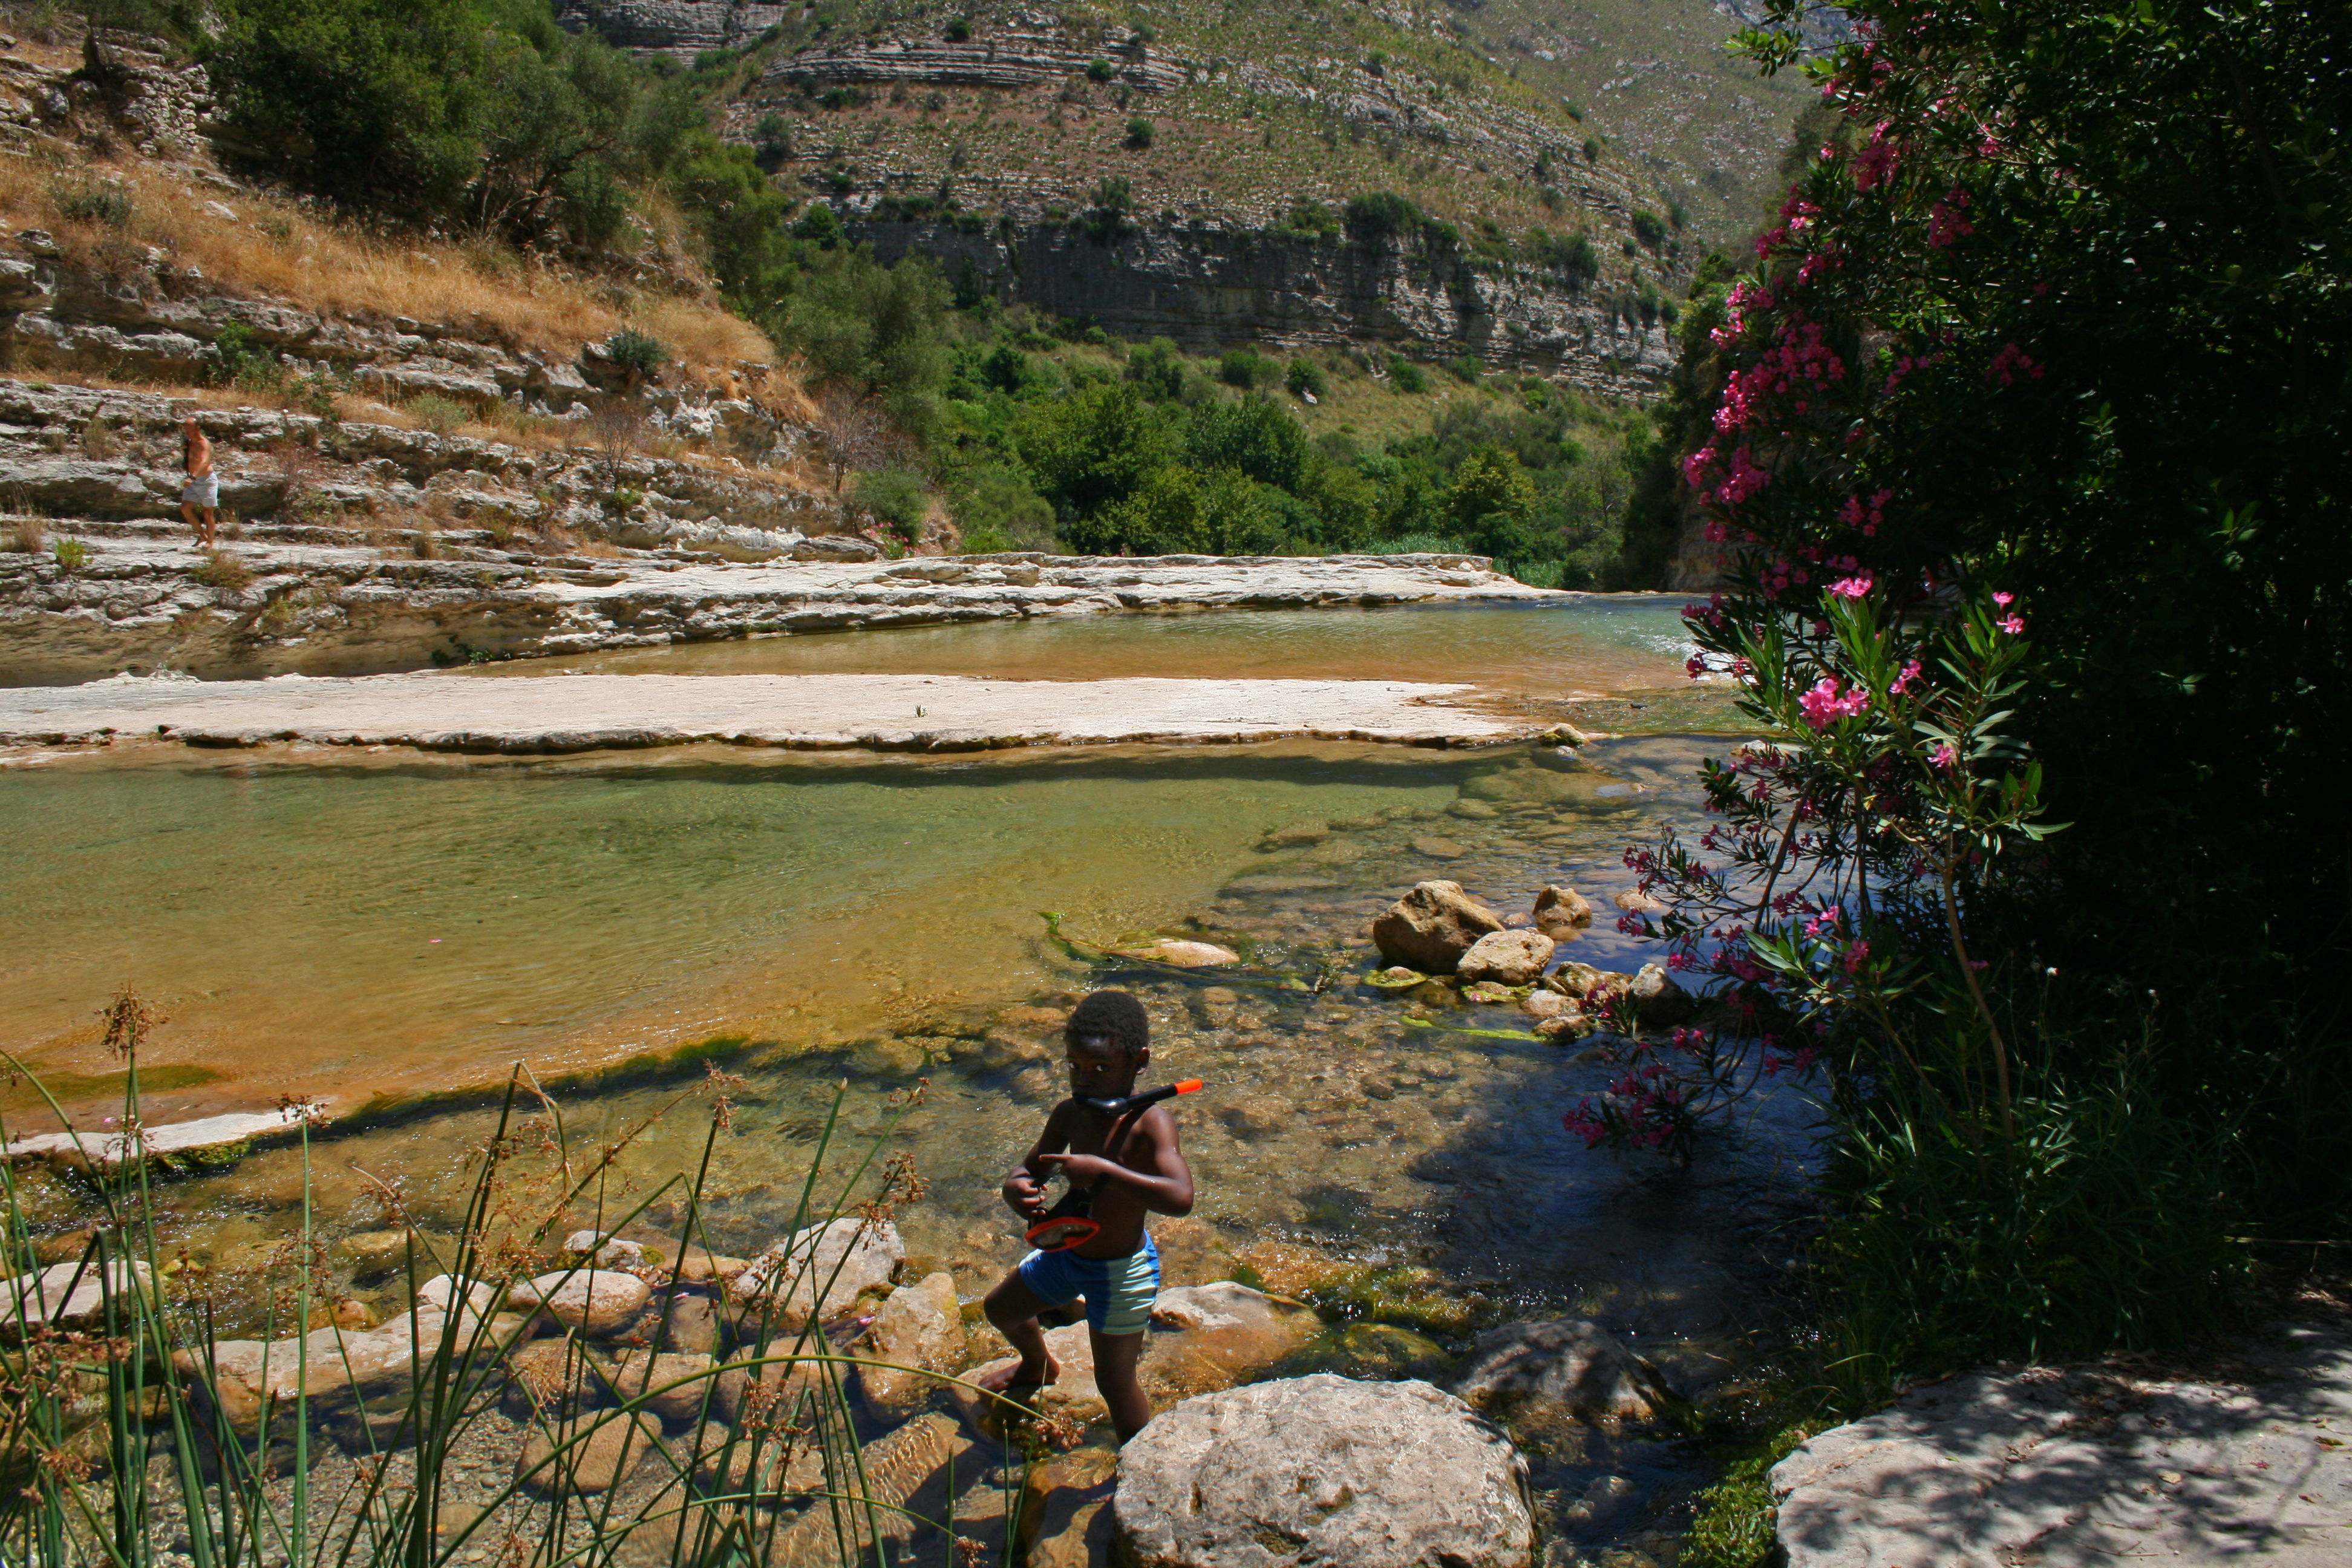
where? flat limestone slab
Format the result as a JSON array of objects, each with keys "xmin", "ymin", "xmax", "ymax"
[
  {"xmin": 1772, "ymin": 1324, "xmax": 2352, "ymax": 1566},
  {"xmin": 2, "ymin": 1107, "xmax": 319, "ymax": 1170},
  {"xmin": 0, "ymin": 670, "xmax": 1524, "ymax": 753}
]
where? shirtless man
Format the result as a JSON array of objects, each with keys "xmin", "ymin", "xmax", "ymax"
[
  {"xmin": 982, "ymin": 989, "xmax": 1194, "ymax": 1442},
  {"xmin": 180, "ymin": 416, "xmax": 216, "ymax": 546}
]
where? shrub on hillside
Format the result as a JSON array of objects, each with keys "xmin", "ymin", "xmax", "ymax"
[
  {"xmin": 604, "ymin": 328, "xmax": 669, "ymax": 381},
  {"xmin": 854, "ymin": 467, "xmax": 930, "ymax": 541},
  {"xmin": 1218, "ymin": 347, "xmax": 1278, "ymax": 390},
  {"xmin": 408, "ymin": 394, "xmax": 471, "ymax": 436},
  {"xmin": 1344, "ymin": 190, "xmax": 1423, "ymax": 245}
]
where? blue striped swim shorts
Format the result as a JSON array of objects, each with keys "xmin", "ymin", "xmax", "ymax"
[{"xmin": 1015, "ymin": 1232, "xmax": 1160, "ymax": 1336}]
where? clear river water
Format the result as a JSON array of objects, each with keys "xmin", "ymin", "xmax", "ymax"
[{"xmin": 0, "ymin": 598, "xmax": 1805, "ymax": 1558}]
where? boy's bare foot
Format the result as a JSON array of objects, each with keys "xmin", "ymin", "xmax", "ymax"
[{"xmin": 978, "ymin": 1349, "xmax": 1062, "ymax": 1398}]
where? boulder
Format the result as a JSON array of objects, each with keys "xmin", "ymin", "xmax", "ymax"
[
  {"xmin": 416, "ymin": 1275, "xmax": 500, "ymax": 1313},
  {"xmin": 1219, "ymin": 1096, "xmax": 1290, "ymax": 1138},
  {"xmin": 1628, "ymin": 962, "xmax": 1698, "ymax": 1026},
  {"xmin": 854, "ymin": 1270, "xmax": 966, "ymax": 1418},
  {"xmin": 1371, "ymin": 881, "xmax": 1506, "ymax": 975},
  {"xmin": 509, "ymin": 1267, "xmax": 651, "ymax": 1338},
  {"xmin": 1316, "ymin": 1322, "xmax": 1454, "ymax": 1382},
  {"xmin": 1140, "ymin": 1283, "xmax": 1317, "ymax": 1403},
  {"xmin": 1456, "ymin": 929, "xmax": 1555, "ymax": 987},
  {"xmin": 607, "ymin": 1348, "xmax": 719, "ymax": 1425},
  {"xmin": 3, "ymin": 1258, "xmax": 151, "ymax": 1335},
  {"xmin": 1520, "ymin": 990, "xmax": 1579, "ymax": 1021},
  {"xmin": 650, "ymin": 1289, "xmax": 725, "ymax": 1354},
  {"xmin": 1530, "ymin": 885, "xmax": 1594, "ymax": 940},
  {"xmin": 502, "ymin": 1337, "xmax": 614, "ymax": 1420},
  {"xmin": 515, "ymin": 1410, "xmax": 665, "ymax": 1497},
  {"xmin": 956, "ymin": 1321, "xmax": 1104, "ymax": 1429},
  {"xmin": 562, "ymin": 1230, "xmax": 652, "ymax": 1270},
  {"xmin": 1543, "ymin": 961, "xmax": 1609, "ymax": 999},
  {"xmin": 727, "ymin": 1218, "xmax": 904, "ymax": 1330},
  {"xmin": 1114, "ymin": 1375, "xmax": 1534, "ymax": 1568},
  {"xmin": 748, "ymin": 1414, "xmax": 969, "ymax": 1565},
  {"xmin": 792, "ymin": 533, "xmax": 883, "ymax": 563},
  {"xmin": 1447, "ymin": 1318, "xmax": 1676, "ymax": 1429},
  {"xmin": 710, "ymin": 1339, "xmax": 834, "ymax": 1426},
  {"xmin": 668, "ymin": 1244, "xmax": 749, "ymax": 1285}
]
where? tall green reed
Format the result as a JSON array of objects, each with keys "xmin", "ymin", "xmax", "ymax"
[{"xmin": 3, "ymin": 996, "xmax": 1043, "ymax": 1568}]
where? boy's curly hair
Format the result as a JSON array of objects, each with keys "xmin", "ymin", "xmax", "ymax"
[{"xmin": 1065, "ymin": 989, "xmax": 1149, "ymax": 1057}]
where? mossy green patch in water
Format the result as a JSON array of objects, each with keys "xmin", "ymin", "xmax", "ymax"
[
  {"xmin": 0, "ymin": 1062, "xmax": 220, "ymax": 1114},
  {"xmin": 1684, "ymin": 1420, "xmax": 1820, "ymax": 1568}
]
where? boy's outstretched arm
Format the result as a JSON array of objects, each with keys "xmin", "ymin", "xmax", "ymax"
[
  {"xmin": 1002, "ymin": 1102, "xmax": 1073, "ymax": 1220},
  {"xmin": 1038, "ymin": 1108, "xmax": 1194, "ymax": 1216}
]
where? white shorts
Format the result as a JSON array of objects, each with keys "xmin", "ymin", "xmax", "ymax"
[{"xmin": 183, "ymin": 473, "xmax": 218, "ymax": 508}]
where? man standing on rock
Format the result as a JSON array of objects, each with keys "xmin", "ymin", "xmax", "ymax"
[{"xmin": 180, "ymin": 415, "xmax": 217, "ymax": 547}]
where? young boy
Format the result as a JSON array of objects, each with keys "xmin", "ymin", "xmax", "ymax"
[{"xmin": 981, "ymin": 989, "xmax": 1193, "ymax": 1442}]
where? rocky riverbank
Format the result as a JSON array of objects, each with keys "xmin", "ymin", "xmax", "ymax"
[
  {"xmin": 2, "ymin": 525, "xmax": 1555, "ymax": 684},
  {"xmin": 10, "ymin": 1198, "xmax": 1689, "ymax": 1568},
  {"xmin": 1772, "ymin": 1320, "xmax": 2352, "ymax": 1565}
]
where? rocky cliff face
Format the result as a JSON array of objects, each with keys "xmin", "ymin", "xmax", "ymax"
[
  {"xmin": 856, "ymin": 220, "xmax": 1670, "ymax": 389},
  {"xmin": 554, "ymin": 0, "xmax": 792, "ymax": 59}
]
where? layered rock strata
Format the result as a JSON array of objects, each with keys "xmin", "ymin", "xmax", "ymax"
[
  {"xmin": 854, "ymin": 221, "xmax": 1671, "ymax": 390},
  {"xmin": 555, "ymin": 0, "xmax": 793, "ymax": 59},
  {"xmin": 1, "ymin": 526, "xmax": 1549, "ymax": 682}
]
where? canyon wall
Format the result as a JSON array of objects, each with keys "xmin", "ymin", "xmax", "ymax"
[{"xmin": 855, "ymin": 220, "xmax": 1671, "ymax": 391}]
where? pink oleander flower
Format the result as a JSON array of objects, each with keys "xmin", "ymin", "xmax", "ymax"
[
  {"xmin": 1797, "ymin": 676, "xmax": 1869, "ymax": 731},
  {"xmin": 1992, "ymin": 591, "xmax": 2014, "ymax": 607},
  {"xmin": 1889, "ymin": 658, "xmax": 1923, "ymax": 694},
  {"xmin": 1998, "ymin": 614, "xmax": 2026, "ymax": 634},
  {"xmin": 1929, "ymin": 742, "xmax": 1958, "ymax": 769},
  {"xmin": 1827, "ymin": 575, "xmax": 1872, "ymax": 599}
]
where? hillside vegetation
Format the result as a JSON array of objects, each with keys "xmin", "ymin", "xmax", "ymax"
[{"xmin": 32, "ymin": 0, "xmax": 1771, "ymax": 582}]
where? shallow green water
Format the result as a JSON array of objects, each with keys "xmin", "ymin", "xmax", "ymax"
[
  {"xmin": 467, "ymin": 596, "xmax": 1699, "ymax": 696},
  {"xmin": 2, "ymin": 734, "xmax": 1808, "ymax": 1348},
  {"xmin": 3, "ymin": 728, "xmax": 1806, "ymax": 1560}
]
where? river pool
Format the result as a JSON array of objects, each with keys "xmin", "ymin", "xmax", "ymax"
[{"xmin": 0, "ymin": 598, "xmax": 1802, "ymax": 1562}]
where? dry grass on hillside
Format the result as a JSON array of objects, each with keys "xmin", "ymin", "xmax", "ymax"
[{"xmin": 0, "ymin": 156, "xmax": 773, "ymax": 372}]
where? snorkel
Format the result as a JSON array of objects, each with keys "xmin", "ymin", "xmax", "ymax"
[{"xmin": 1070, "ymin": 1078, "xmax": 1203, "ymax": 1117}]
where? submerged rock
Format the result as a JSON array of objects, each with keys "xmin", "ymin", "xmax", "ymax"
[
  {"xmin": 1114, "ymin": 1374, "xmax": 1535, "ymax": 1568},
  {"xmin": 1021, "ymin": 1444, "xmax": 1121, "ymax": 1568},
  {"xmin": 1371, "ymin": 880, "xmax": 1506, "ymax": 974},
  {"xmin": 1457, "ymin": 929, "xmax": 1556, "ymax": 986},
  {"xmin": 1114, "ymin": 938, "xmax": 1241, "ymax": 969},
  {"xmin": 515, "ymin": 1408, "xmax": 666, "ymax": 1497},
  {"xmin": 1448, "ymin": 1318, "xmax": 1677, "ymax": 1428},
  {"xmin": 728, "ymin": 1217, "xmax": 905, "ymax": 1330},
  {"xmin": 854, "ymin": 1270, "xmax": 966, "ymax": 1418}
]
